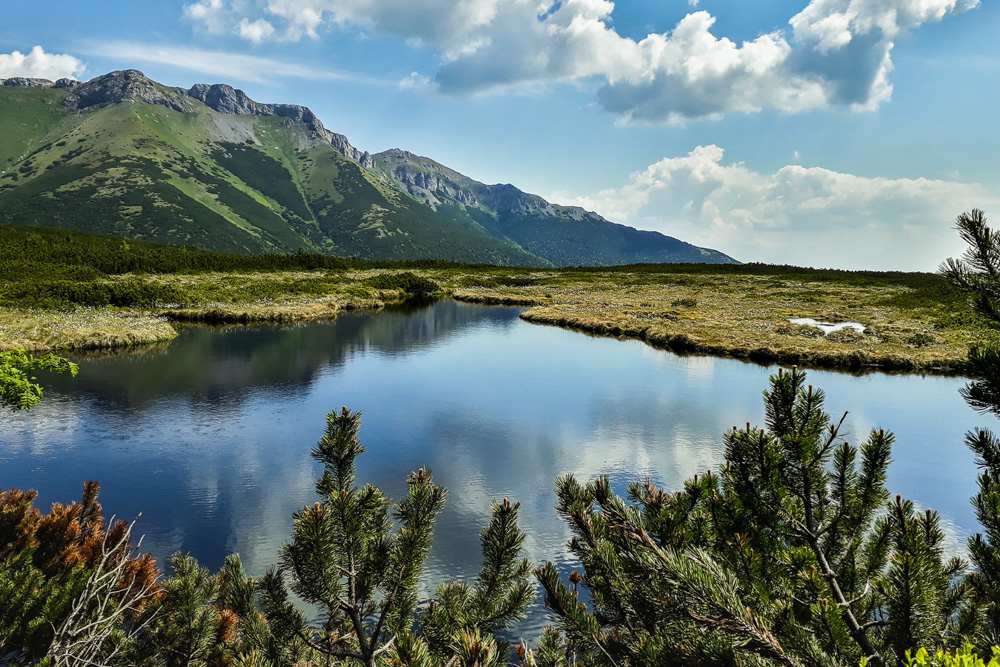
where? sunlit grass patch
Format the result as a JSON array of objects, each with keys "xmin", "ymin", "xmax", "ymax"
[
  {"xmin": 0, "ymin": 308, "xmax": 178, "ymax": 351},
  {"xmin": 454, "ymin": 270, "xmax": 982, "ymax": 374}
]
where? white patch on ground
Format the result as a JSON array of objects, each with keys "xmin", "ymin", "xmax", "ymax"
[{"xmin": 789, "ymin": 317, "xmax": 865, "ymax": 335}]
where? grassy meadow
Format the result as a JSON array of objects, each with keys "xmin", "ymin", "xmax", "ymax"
[
  {"xmin": 454, "ymin": 266, "xmax": 981, "ymax": 373},
  {"xmin": 0, "ymin": 224, "xmax": 989, "ymax": 373}
]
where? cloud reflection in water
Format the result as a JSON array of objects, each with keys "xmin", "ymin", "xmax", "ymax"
[{"xmin": 0, "ymin": 300, "xmax": 990, "ymax": 637}]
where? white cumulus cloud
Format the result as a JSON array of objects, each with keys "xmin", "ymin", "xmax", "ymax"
[
  {"xmin": 183, "ymin": 0, "xmax": 240, "ymax": 34},
  {"xmin": 181, "ymin": 0, "xmax": 979, "ymax": 124},
  {"xmin": 559, "ymin": 145, "xmax": 1000, "ymax": 271},
  {"xmin": 0, "ymin": 45, "xmax": 86, "ymax": 81},
  {"xmin": 399, "ymin": 71, "xmax": 435, "ymax": 91},
  {"xmin": 238, "ymin": 18, "xmax": 277, "ymax": 43}
]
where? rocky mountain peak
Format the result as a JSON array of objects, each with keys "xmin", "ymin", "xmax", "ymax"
[
  {"xmin": 65, "ymin": 69, "xmax": 194, "ymax": 113},
  {"xmin": 381, "ymin": 148, "xmax": 414, "ymax": 161},
  {"xmin": 482, "ymin": 183, "xmax": 553, "ymax": 216},
  {"xmin": 188, "ymin": 82, "xmax": 262, "ymax": 116},
  {"xmin": 188, "ymin": 81, "xmax": 335, "ymax": 145},
  {"xmin": 2, "ymin": 67, "xmax": 365, "ymax": 169},
  {"xmin": 0, "ymin": 68, "xmax": 738, "ymax": 266},
  {"xmin": 369, "ymin": 149, "xmax": 480, "ymax": 208}
]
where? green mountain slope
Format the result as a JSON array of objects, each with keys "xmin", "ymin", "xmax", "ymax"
[
  {"xmin": 0, "ymin": 70, "xmax": 736, "ymax": 266},
  {"xmin": 368, "ymin": 149, "xmax": 735, "ymax": 266}
]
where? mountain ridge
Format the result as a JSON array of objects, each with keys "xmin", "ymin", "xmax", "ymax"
[{"xmin": 0, "ymin": 70, "xmax": 737, "ymax": 266}]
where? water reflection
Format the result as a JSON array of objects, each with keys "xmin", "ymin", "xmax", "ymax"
[
  {"xmin": 0, "ymin": 300, "xmax": 992, "ymax": 639},
  {"xmin": 45, "ymin": 301, "xmax": 516, "ymax": 411}
]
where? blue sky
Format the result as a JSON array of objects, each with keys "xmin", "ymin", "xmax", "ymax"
[{"xmin": 2, "ymin": 0, "xmax": 998, "ymax": 270}]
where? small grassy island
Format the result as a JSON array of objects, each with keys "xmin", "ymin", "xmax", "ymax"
[{"xmin": 0, "ymin": 224, "xmax": 984, "ymax": 375}]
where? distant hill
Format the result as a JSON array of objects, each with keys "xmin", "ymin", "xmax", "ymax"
[{"xmin": 0, "ymin": 70, "xmax": 737, "ymax": 266}]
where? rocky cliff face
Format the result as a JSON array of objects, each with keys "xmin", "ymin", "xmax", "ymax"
[
  {"xmin": 389, "ymin": 166, "xmax": 480, "ymax": 207},
  {"xmin": 392, "ymin": 168, "xmax": 478, "ymax": 205},
  {"xmin": 187, "ymin": 82, "xmax": 264, "ymax": 116},
  {"xmin": 1, "ymin": 77, "xmax": 78, "ymax": 88},
  {"xmin": 1, "ymin": 77, "xmax": 55, "ymax": 88},
  {"xmin": 480, "ymin": 183, "xmax": 554, "ymax": 216},
  {"xmin": 187, "ymin": 81, "xmax": 372, "ymax": 159},
  {"xmin": 188, "ymin": 82, "xmax": 319, "ymax": 125},
  {"xmin": 327, "ymin": 132, "xmax": 364, "ymax": 162},
  {"xmin": 374, "ymin": 148, "xmax": 481, "ymax": 208},
  {"xmin": 371, "ymin": 148, "xmax": 560, "ymax": 216}
]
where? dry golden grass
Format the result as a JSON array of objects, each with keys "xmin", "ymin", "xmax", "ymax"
[
  {"xmin": 0, "ymin": 308, "xmax": 178, "ymax": 351},
  {"xmin": 0, "ymin": 267, "xmax": 985, "ymax": 374},
  {"xmin": 162, "ymin": 298, "xmax": 369, "ymax": 324},
  {"xmin": 0, "ymin": 270, "xmax": 400, "ymax": 351},
  {"xmin": 451, "ymin": 272, "xmax": 982, "ymax": 374}
]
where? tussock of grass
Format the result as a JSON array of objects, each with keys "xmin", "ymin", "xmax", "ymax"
[
  {"xmin": 0, "ymin": 269, "xmax": 408, "ymax": 350},
  {"xmin": 452, "ymin": 289, "xmax": 548, "ymax": 307},
  {"xmin": 162, "ymin": 297, "xmax": 373, "ymax": 324},
  {"xmin": 0, "ymin": 308, "xmax": 178, "ymax": 351}
]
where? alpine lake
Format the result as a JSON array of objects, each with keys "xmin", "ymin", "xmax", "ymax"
[{"xmin": 2, "ymin": 299, "xmax": 992, "ymax": 637}]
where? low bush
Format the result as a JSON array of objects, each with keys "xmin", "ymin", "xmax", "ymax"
[
  {"xmin": 904, "ymin": 646, "xmax": 1000, "ymax": 667},
  {"xmin": 361, "ymin": 271, "xmax": 440, "ymax": 297},
  {"xmin": 0, "ymin": 279, "xmax": 190, "ymax": 308}
]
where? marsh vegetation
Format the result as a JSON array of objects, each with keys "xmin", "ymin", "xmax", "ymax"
[{"xmin": 0, "ymin": 224, "xmax": 984, "ymax": 374}]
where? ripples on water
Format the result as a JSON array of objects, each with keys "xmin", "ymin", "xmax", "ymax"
[{"xmin": 0, "ymin": 301, "xmax": 991, "ymax": 639}]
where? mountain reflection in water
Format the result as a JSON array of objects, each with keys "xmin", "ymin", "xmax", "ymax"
[{"xmin": 0, "ymin": 300, "xmax": 991, "ymax": 637}]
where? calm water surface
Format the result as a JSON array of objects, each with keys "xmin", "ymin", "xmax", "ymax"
[{"xmin": 1, "ymin": 300, "xmax": 992, "ymax": 634}]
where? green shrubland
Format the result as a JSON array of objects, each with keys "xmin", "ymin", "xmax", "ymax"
[{"xmin": 0, "ymin": 224, "xmax": 453, "ymax": 309}]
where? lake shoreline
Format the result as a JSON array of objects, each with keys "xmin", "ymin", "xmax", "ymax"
[
  {"xmin": 450, "ymin": 277, "xmax": 975, "ymax": 376},
  {"xmin": 1, "ymin": 299, "xmax": 971, "ymax": 377},
  {"xmin": 0, "ymin": 299, "xmax": 384, "ymax": 353},
  {"xmin": 0, "ymin": 266, "xmax": 982, "ymax": 376},
  {"xmin": 516, "ymin": 307, "xmax": 965, "ymax": 376}
]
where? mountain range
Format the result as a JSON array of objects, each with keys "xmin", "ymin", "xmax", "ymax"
[{"xmin": 0, "ymin": 69, "xmax": 736, "ymax": 266}]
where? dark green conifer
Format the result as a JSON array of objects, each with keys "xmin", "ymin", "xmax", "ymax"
[
  {"xmin": 144, "ymin": 554, "xmax": 229, "ymax": 667},
  {"xmin": 0, "ymin": 484, "xmax": 159, "ymax": 666},
  {"xmin": 536, "ymin": 368, "xmax": 965, "ymax": 666},
  {"xmin": 258, "ymin": 407, "xmax": 447, "ymax": 667},
  {"xmin": 941, "ymin": 210, "xmax": 1000, "ymax": 649},
  {"xmin": 420, "ymin": 496, "xmax": 534, "ymax": 658},
  {"xmin": 941, "ymin": 209, "xmax": 1000, "ymax": 418}
]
